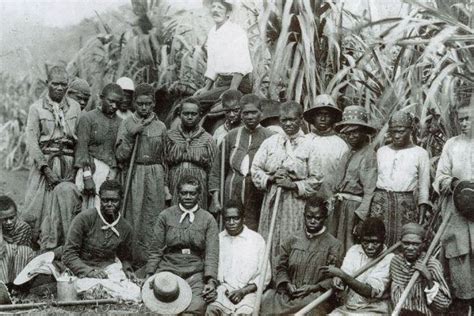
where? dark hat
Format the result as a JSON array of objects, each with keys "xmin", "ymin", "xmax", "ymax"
[
  {"xmin": 260, "ymin": 99, "xmax": 280, "ymax": 125},
  {"xmin": 401, "ymin": 223, "xmax": 425, "ymax": 238},
  {"xmin": 334, "ymin": 105, "xmax": 376, "ymax": 134},
  {"xmin": 303, "ymin": 94, "xmax": 342, "ymax": 123},
  {"xmin": 142, "ymin": 272, "xmax": 192, "ymax": 314},
  {"xmin": 453, "ymin": 180, "xmax": 474, "ymax": 221}
]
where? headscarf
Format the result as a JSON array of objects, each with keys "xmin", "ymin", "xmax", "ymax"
[
  {"xmin": 389, "ymin": 111, "xmax": 414, "ymax": 128},
  {"xmin": 68, "ymin": 78, "xmax": 91, "ymax": 95},
  {"xmin": 401, "ymin": 223, "xmax": 425, "ymax": 238}
]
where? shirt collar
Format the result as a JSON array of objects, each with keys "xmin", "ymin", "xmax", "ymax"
[
  {"xmin": 222, "ymin": 225, "xmax": 249, "ymax": 239},
  {"xmin": 178, "ymin": 204, "xmax": 199, "ymax": 223},
  {"xmin": 305, "ymin": 226, "xmax": 326, "ymax": 239}
]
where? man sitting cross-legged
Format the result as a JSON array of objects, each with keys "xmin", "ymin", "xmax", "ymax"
[
  {"xmin": 206, "ymin": 200, "xmax": 270, "ymax": 315},
  {"xmin": 62, "ymin": 180, "xmax": 140, "ymax": 301},
  {"xmin": 321, "ymin": 218, "xmax": 394, "ymax": 315}
]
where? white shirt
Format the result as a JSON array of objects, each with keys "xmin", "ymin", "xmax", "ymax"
[
  {"xmin": 205, "ymin": 20, "xmax": 253, "ymax": 81},
  {"xmin": 376, "ymin": 145, "xmax": 430, "ymax": 205},
  {"xmin": 218, "ymin": 226, "xmax": 270, "ymax": 290}
]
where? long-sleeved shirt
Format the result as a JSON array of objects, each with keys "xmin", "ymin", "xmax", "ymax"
[
  {"xmin": 62, "ymin": 208, "xmax": 133, "ymax": 277},
  {"xmin": 146, "ymin": 205, "xmax": 219, "ymax": 280},
  {"xmin": 116, "ymin": 113, "xmax": 167, "ymax": 166},
  {"xmin": 25, "ymin": 96, "xmax": 80, "ymax": 169},
  {"xmin": 306, "ymin": 132, "xmax": 349, "ymax": 197},
  {"xmin": 334, "ymin": 144, "xmax": 377, "ymax": 219},
  {"xmin": 275, "ymin": 228, "xmax": 343, "ymax": 289},
  {"xmin": 75, "ymin": 108, "xmax": 122, "ymax": 169},
  {"xmin": 390, "ymin": 254, "xmax": 451, "ymax": 316},
  {"xmin": 205, "ymin": 20, "xmax": 253, "ymax": 81},
  {"xmin": 339, "ymin": 244, "xmax": 393, "ymax": 311},
  {"xmin": 218, "ymin": 226, "xmax": 270, "ymax": 290},
  {"xmin": 376, "ymin": 145, "xmax": 430, "ymax": 205}
]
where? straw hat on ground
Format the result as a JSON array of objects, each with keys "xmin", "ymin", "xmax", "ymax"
[
  {"xmin": 14, "ymin": 251, "xmax": 55, "ymax": 285},
  {"xmin": 142, "ymin": 271, "xmax": 192, "ymax": 314}
]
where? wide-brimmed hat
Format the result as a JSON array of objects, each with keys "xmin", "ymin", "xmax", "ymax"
[
  {"xmin": 303, "ymin": 94, "xmax": 342, "ymax": 123},
  {"xmin": 334, "ymin": 105, "xmax": 376, "ymax": 134},
  {"xmin": 14, "ymin": 251, "xmax": 55, "ymax": 285},
  {"xmin": 0, "ymin": 281, "xmax": 12, "ymax": 305},
  {"xmin": 260, "ymin": 99, "xmax": 280, "ymax": 126},
  {"xmin": 142, "ymin": 272, "xmax": 192, "ymax": 314},
  {"xmin": 454, "ymin": 180, "xmax": 474, "ymax": 221}
]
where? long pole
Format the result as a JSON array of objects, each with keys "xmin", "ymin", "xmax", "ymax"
[
  {"xmin": 219, "ymin": 138, "xmax": 226, "ymax": 231},
  {"xmin": 295, "ymin": 241, "xmax": 402, "ymax": 316},
  {"xmin": 391, "ymin": 209, "xmax": 453, "ymax": 316},
  {"xmin": 0, "ymin": 299, "xmax": 117, "ymax": 311},
  {"xmin": 253, "ymin": 187, "xmax": 282, "ymax": 316},
  {"xmin": 121, "ymin": 135, "xmax": 139, "ymax": 218}
]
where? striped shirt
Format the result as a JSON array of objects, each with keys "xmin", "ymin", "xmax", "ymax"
[
  {"xmin": 3, "ymin": 220, "xmax": 32, "ymax": 248},
  {"xmin": 390, "ymin": 254, "xmax": 451, "ymax": 315}
]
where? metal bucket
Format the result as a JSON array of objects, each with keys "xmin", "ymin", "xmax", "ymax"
[{"xmin": 56, "ymin": 276, "xmax": 77, "ymax": 301}]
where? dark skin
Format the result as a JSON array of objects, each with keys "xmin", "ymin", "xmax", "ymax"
[
  {"xmin": 180, "ymin": 102, "xmax": 201, "ymax": 132},
  {"xmin": 0, "ymin": 207, "xmax": 17, "ymax": 232},
  {"xmin": 222, "ymin": 207, "xmax": 257, "ymax": 304},
  {"xmin": 68, "ymin": 90, "xmax": 90, "ymax": 110},
  {"xmin": 320, "ymin": 235, "xmax": 384, "ymax": 298},
  {"xmin": 401, "ymin": 234, "xmax": 434, "ymax": 288},
  {"xmin": 268, "ymin": 108, "xmax": 302, "ymax": 191},
  {"xmin": 86, "ymin": 190, "xmax": 136, "ymax": 281},
  {"xmin": 342, "ymin": 126, "xmax": 368, "ymax": 150},
  {"xmin": 389, "ymin": 125, "xmax": 431, "ymax": 224},
  {"xmin": 119, "ymin": 90, "xmax": 134, "ymax": 112},
  {"xmin": 312, "ymin": 108, "xmax": 336, "ymax": 134},
  {"xmin": 101, "ymin": 91, "xmax": 123, "ymax": 118},
  {"xmin": 280, "ymin": 206, "xmax": 327, "ymax": 298},
  {"xmin": 223, "ymin": 100, "xmax": 241, "ymax": 128}
]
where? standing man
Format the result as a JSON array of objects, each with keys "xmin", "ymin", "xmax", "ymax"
[
  {"xmin": 23, "ymin": 65, "xmax": 82, "ymax": 250},
  {"xmin": 75, "ymin": 83, "xmax": 123, "ymax": 209},
  {"xmin": 330, "ymin": 106, "xmax": 377, "ymax": 254},
  {"xmin": 251, "ymin": 101, "xmax": 323, "ymax": 268},
  {"xmin": 67, "ymin": 78, "xmax": 91, "ymax": 111},
  {"xmin": 369, "ymin": 111, "xmax": 431, "ymax": 246},
  {"xmin": 193, "ymin": 0, "xmax": 252, "ymax": 111},
  {"xmin": 146, "ymin": 176, "xmax": 219, "ymax": 314},
  {"xmin": 116, "ymin": 77, "xmax": 134, "ymax": 120},
  {"xmin": 390, "ymin": 223, "xmax": 451, "ymax": 315},
  {"xmin": 209, "ymin": 94, "xmax": 274, "ymax": 230},
  {"xmin": 212, "ymin": 89, "xmax": 243, "ymax": 146},
  {"xmin": 206, "ymin": 200, "xmax": 270, "ymax": 315},
  {"xmin": 116, "ymin": 83, "xmax": 169, "ymax": 267},
  {"xmin": 303, "ymin": 94, "xmax": 349, "ymax": 198},
  {"xmin": 433, "ymin": 103, "xmax": 473, "ymax": 314}
]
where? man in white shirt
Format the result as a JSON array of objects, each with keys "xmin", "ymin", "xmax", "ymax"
[
  {"xmin": 206, "ymin": 200, "xmax": 270, "ymax": 315},
  {"xmin": 369, "ymin": 111, "xmax": 431, "ymax": 246},
  {"xmin": 194, "ymin": 0, "xmax": 253, "ymax": 112},
  {"xmin": 212, "ymin": 89, "xmax": 243, "ymax": 146}
]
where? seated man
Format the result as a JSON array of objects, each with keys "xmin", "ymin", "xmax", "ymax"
[
  {"xmin": 146, "ymin": 175, "xmax": 219, "ymax": 314},
  {"xmin": 62, "ymin": 180, "xmax": 140, "ymax": 301},
  {"xmin": 206, "ymin": 200, "xmax": 270, "ymax": 315},
  {"xmin": 0, "ymin": 196, "xmax": 34, "ymax": 285},
  {"xmin": 260, "ymin": 196, "xmax": 343, "ymax": 315},
  {"xmin": 390, "ymin": 223, "xmax": 451, "ymax": 316},
  {"xmin": 321, "ymin": 218, "xmax": 394, "ymax": 315}
]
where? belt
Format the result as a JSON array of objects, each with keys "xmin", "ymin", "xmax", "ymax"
[
  {"xmin": 375, "ymin": 188, "xmax": 414, "ymax": 194},
  {"xmin": 135, "ymin": 160, "xmax": 162, "ymax": 166},
  {"xmin": 43, "ymin": 147, "xmax": 74, "ymax": 156},
  {"xmin": 165, "ymin": 246, "xmax": 202, "ymax": 257}
]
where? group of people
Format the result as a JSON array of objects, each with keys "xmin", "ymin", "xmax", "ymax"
[{"xmin": 0, "ymin": 0, "xmax": 473, "ymax": 314}]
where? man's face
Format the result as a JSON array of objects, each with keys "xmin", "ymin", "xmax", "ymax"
[
  {"xmin": 1, "ymin": 207, "xmax": 17, "ymax": 231},
  {"xmin": 458, "ymin": 108, "xmax": 472, "ymax": 136},
  {"xmin": 360, "ymin": 236, "xmax": 384, "ymax": 259},
  {"xmin": 134, "ymin": 95, "xmax": 154, "ymax": 118},
  {"xmin": 120, "ymin": 90, "xmax": 134, "ymax": 112},
  {"xmin": 280, "ymin": 109, "xmax": 301, "ymax": 136},
  {"xmin": 223, "ymin": 207, "xmax": 244, "ymax": 236},
  {"xmin": 389, "ymin": 126, "xmax": 412, "ymax": 148},
  {"xmin": 48, "ymin": 72, "xmax": 68, "ymax": 103},
  {"xmin": 180, "ymin": 102, "xmax": 201, "ymax": 129},
  {"xmin": 99, "ymin": 190, "xmax": 121, "ymax": 219},
  {"xmin": 312, "ymin": 109, "xmax": 335, "ymax": 132},
  {"xmin": 68, "ymin": 91, "xmax": 90, "ymax": 110},
  {"xmin": 241, "ymin": 103, "xmax": 262, "ymax": 130},
  {"xmin": 178, "ymin": 184, "xmax": 200, "ymax": 209},
  {"xmin": 401, "ymin": 234, "xmax": 423, "ymax": 262},
  {"xmin": 304, "ymin": 206, "xmax": 326, "ymax": 234},
  {"xmin": 224, "ymin": 101, "xmax": 241, "ymax": 126},
  {"xmin": 101, "ymin": 92, "xmax": 122, "ymax": 116},
  {"xmin": 210, "ymin": 1, "xmax": 229, "ymax": 25},
  {"xmin": 343, "ymin": 126, "xmax": 366, "ymax": 149}
]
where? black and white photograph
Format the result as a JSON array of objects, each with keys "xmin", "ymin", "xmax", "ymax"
[{"xmin": 0, "ymin": 0, "xmax": 472, "ymax": 314}]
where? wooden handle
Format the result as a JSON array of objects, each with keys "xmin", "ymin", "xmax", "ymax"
[
  {"xmin": 0, "ymin": 299, "xmax": 117, "ymax": 311},
  {"xmin": 253, "ymin": 187, "xmax": 282, "ymax": 316},
  {"xmin": 120, "ymin": 135, "xmax": 139, "ymax": 218},
  {"xmin": 219, "ymin": 138, "xmax": 226, "ymax": 231},
  {"xmin": 296, "ymin": 241, "xmax": 402, "ymax": 316}
]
